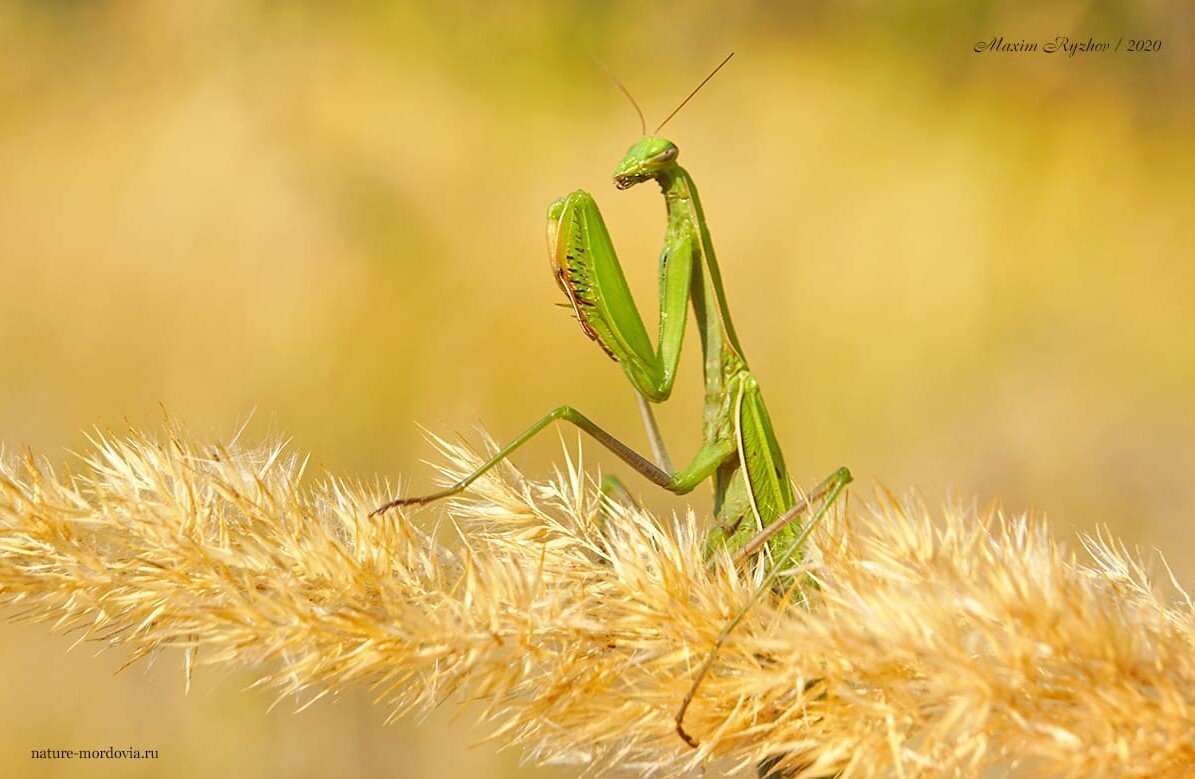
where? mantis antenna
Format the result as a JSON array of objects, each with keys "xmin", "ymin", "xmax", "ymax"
[
  {"xmin": 590, "ymin": 55, "xmax": 647, "ymax": 137},
  {"xmin": 654, "ymin": 52, "xmax": 734, "ymax": 134}
]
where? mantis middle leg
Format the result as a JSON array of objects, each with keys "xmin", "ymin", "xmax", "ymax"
[{"xmin": 371, "ymin": 405, "xmax": 735, "ymax": 513}]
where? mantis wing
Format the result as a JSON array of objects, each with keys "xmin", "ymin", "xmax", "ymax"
[{"xmin": 735, "ymin": 375, "xmax": 798, "ymax": 548}]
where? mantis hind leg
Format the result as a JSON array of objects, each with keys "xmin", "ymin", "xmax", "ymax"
[
  {"xmin": 731, "ymin": 466, "xmax": 853, "ymax": 570},
  {"xmin": 675, "ymin": 466, "xmax": 852, "ymax": 751}
]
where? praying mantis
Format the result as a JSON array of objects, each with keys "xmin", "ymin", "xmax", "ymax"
[{"xmin": 373, "ymin": 53, "xmax": 852, "ymax": 753}]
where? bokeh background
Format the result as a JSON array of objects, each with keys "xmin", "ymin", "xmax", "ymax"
[{"xmin": 2, "ymin": 2, "xmax": 1193, "ymax": 777}]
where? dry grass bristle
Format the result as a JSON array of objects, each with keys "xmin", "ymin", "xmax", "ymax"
[{"xmin": 1, "ymin": 422, "xmax": 1193, "ymax": 777}]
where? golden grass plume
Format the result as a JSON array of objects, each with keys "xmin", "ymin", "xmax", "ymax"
[{"xmin": 1, "ymin": 422, "xmax": 1193, "ymax": 777}]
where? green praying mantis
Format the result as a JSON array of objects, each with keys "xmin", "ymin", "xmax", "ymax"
[{"xmin": 374, "ymin": 53, "xmax": 852, "ymax": 752}]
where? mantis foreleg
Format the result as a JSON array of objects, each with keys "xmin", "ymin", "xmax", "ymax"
[{"xmin": 550, "ymin": 190, "xmax": 695, "ymax": 403}]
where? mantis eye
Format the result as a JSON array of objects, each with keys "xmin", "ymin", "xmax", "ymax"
[{"xmin": 652, "ymin": 146, "xmax": 678, "ymax": 164}]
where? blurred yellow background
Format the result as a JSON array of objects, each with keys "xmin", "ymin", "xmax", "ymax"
[{"xmin": 2, "ymin": 2, "xmax": 1193, "ymax": 777}]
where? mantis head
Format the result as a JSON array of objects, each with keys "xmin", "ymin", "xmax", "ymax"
[
  {"xmin": 603, "ymin": 53, "xmax": 733, "ymax": 191},
  {"xmin": 613, "ymin": 137, "xmax": 679, "ymax": 190}
]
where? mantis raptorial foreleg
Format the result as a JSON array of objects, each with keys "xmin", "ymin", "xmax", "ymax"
[{"xmin": 550, "ymin": 190, "xmax": 696, "ymax": 403}]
